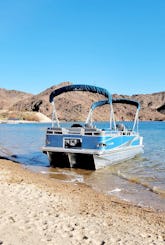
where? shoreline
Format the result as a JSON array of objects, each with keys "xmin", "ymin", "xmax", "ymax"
[
  {"xmin": 0, "ymin": 159, "xmax": 165, "ymax": 244},
  {"xmin": 1, "ymin": 119, "xmax": 165, "ymax": 124},
  {"xmin": 0, "ymin": 120, "xmax": 51, "ymax": 124}
]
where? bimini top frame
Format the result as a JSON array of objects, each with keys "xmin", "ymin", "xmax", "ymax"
[
  {"xmin": 86, "ymin": 98, "xmax": 141, "ymax": 132},
  {"xmin": 49, "ymin": 84, "xmax": 112, "ymax": 127},
  {"xmin": 113, "ymin": 98, "xmax": 140, "ymax": 132},
  {"xmin": 49, "ymin": 84, "xmax": 111, "ymax": 103}
]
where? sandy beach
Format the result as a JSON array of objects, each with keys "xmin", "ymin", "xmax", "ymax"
[{"xmin": 0, "ymin": 159, "xmax": 165, "ymax": 245}]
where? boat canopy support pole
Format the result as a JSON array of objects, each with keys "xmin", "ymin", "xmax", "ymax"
[
  {"xmin": 85, "ymin": 109, "xmax": 93, "ymax": 126},
  {"xmin": 110, "ymin": 103, "xmax": 116, "ymax": 130},
  {"xmin": 51, "ymin": 101, "xmax": 60, "ymax": 128},
  {"xmin": 132, "ymin": 109, "xmax": 139, "ymax": 132}
]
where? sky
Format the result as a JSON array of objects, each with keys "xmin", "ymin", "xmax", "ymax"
[{"xmin": 0, "ymin": 0, "xmax": 165, "ymax": 95}]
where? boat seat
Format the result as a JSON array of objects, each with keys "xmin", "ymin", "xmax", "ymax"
[
  {"xmin": 116, "ymin": 123, "xmax": 127, "ymax": 132},
  {"xmin": 71, "ymin": 123, "xmax": 83, "ymax": 128}
]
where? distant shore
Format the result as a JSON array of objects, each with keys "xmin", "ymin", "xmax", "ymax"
[
  {"xmin": 0, "ymin": 119, "xmax": 37, "ymax": 124},
  {"xmin": 1, "ymin": 118, "xmax": 165, "ymax": 124},
  {"xmin": 0, "ymin": 158, "xmax": 165, "ymax": 244},
  {"xmin": 0, "ymin": 111, "xmax": 51, "ymax": 124},
  {"xmin": 0, "ymin": 119, "xmax": 50, "ymax": 124}
]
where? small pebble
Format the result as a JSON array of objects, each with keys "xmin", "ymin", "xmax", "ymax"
[{"xmin": 83, "ymin": 236, "xmax": 88, "ymax": 240}]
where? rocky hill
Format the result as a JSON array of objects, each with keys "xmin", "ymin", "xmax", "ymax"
[
  {"xmin": 0, "ymin": 88, "xmax": 32, "ymax": 110},
  {"xmin": 0, "ymin": 82, "xmax": 165, "ymax": 121}
]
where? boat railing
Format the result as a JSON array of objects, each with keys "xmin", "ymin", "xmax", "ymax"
[
  {"xmin": 63, "ymin": 127, "xmax": 85, "ymax": 135},
  {"xmin": 65, "ymin": 127, "xmax": 103, "ymax": 135},
  {"xmin": 47, "ymin": 127, "xmax": 85, "ymax": 135},
  {"xmin": 100, "ymin": 129, "xmax": 138, "ymax": 136},
  {"xmin": 47, "ymin": 127, "xmax": 63, "ymax": 134},
  {"xmin": 84, "ymin": 127, "xmax": 102, "ymax": 135},
  {"xmin": 47, "ymin": 127, "xmax": 138, "ymax": 136},
  {"xmin": 47, "ymin": 126, "xmax": 103, "ymax": 136}
]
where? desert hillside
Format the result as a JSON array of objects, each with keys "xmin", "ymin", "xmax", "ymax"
[
  {"xmin": 0, "ymin": 88, "xmax": 32, "ymax": 110},
  {"xmin": 0, "ymin": 82, "xmax": 165, "ymax": 121}
]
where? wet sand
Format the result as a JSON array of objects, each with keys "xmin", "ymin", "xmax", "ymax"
[{"xmin": 0, "ymin": 158, "xmax": 165, "ymax": 245}]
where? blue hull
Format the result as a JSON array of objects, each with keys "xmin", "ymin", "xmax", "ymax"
[{"xmin": 42, "ymin": 127, "xmax": 143, "ymax": 170}]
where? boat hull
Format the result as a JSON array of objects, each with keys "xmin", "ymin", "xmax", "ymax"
[
  {"xmin": 43, "ymin": 144, "xmax": 144, "ymax": 170},
  {"xmin": 93, "ymin": 145, "xmax": 144, "ymax": 169}
]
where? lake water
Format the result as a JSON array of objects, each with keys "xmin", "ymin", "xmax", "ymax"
[{"xmin": 0, "ymin": 121, "xmax": 165, "ymax": 211}]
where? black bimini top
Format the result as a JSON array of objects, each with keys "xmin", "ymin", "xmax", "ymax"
[
  {"xmin": 112, "ymin": 98, "xmax": 140, "ymax": 110},
  {"xmin": 49, "ymin": 84, "xmax": 112, "ymax": 103},
  {"xmin": 90, "ymin": 100, "xmax": 110, "ymax": 111},
  {"xmin": 89, "ymin": 98, "xmax": 140, "ymax": 112}
]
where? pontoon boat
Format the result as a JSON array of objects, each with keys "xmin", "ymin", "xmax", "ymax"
[{"xmin": 42, "ymin": 84, "xmax": 143, "ymax": 170}]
